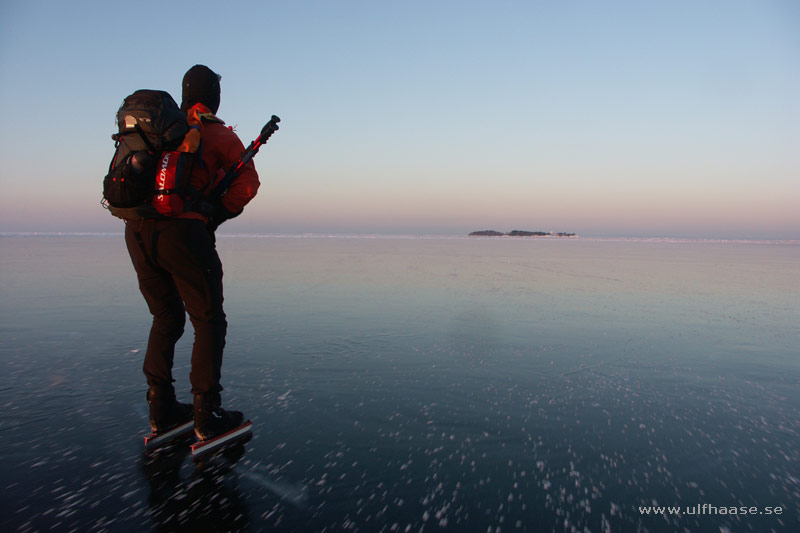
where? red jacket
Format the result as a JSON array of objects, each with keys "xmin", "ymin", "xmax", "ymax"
[{"xmin": 178, "ymin": 104, "xmax": 260, "ymax": 221}]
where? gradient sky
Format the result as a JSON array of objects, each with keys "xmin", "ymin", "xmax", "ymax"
[{"xmin": 0, "ymin": 0, "xmax": 798, "ymax": 238}]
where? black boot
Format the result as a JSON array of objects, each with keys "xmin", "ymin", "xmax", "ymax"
[
  {"xmin": 147, "ymin": 386, "xmax": 193, "ymax": 434},
  {"xmin": 193, "ymin": 392, "xmax": 245, "ymax": 441}
]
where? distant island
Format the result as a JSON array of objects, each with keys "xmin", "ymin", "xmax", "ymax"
[{"xmin": 469, "ymin": 230, "xmax": 577, "ymax": 237}]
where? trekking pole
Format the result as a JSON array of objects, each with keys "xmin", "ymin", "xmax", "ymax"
[{"xmin": 211, "ymin": 115, "xmax": 280, "ymax": 199}]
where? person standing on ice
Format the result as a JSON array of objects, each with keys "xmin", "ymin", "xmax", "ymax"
[{"xmin": 125, "ymin": 65, "xmax": 260, "ymax": 442}]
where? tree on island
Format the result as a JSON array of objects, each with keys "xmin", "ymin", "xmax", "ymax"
[
  {"xmin": 508, "ymin": 230, "xmax": 549, "ymax": 237},
  {"xmin": 469, "ymin": 230, "xmax": 505, "ymax": 236},
  {"xmin": 468, "ymin": 230, "xmax": 576, "ymax": 237}
]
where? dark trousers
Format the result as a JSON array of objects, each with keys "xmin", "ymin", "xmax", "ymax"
[{"xmin": 125, "ymin": 219, "xmax": 227, "ymax": 396}]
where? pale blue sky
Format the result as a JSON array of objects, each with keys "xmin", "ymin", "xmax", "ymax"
[{"xmin": 1, "ymin": 0, "xmax": 798, "ymax": 238}]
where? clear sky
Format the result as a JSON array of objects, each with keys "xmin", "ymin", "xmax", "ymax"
[{"xmin": 1, "ymin": 0, "xmax": 798, "ymax": 238}]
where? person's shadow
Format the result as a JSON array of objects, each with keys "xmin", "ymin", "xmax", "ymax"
[{"xmin": 140, "ymin": 437, "xmax": 252, "ymax": 532}]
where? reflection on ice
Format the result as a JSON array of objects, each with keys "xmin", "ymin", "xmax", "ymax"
[{"xmin": 238, "ymin": 468, "xmax": 308, "ymax": 508}]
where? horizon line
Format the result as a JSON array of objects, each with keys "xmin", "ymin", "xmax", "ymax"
[{"xmin": 1, "ymin": 231, "xmax": 797, "ymax": 245}]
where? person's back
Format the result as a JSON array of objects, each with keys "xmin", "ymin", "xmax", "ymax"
[{"xmin": 125, "ymin": 64, "xmax": 259, "ymax": 443}]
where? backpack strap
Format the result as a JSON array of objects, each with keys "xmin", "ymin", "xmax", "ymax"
[{"xmin": 133, "ymin": 123, "xmax": 158, "ymax": 153}]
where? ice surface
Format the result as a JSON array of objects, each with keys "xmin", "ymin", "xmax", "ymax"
[{"xmin": 1, "ymin": 235, "xmax": 797, "ymax": 531}]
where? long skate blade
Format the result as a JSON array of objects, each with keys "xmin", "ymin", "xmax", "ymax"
[
  {"xmin": 144, "ymin": 420, "xmax": 194, "ymax": 449},
  {"xmin": 191, "ymin": 420, "xmax": 253, "ymax": 457}
]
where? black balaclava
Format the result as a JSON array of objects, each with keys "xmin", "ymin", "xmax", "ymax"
[{"xmin": 181, "ymin": 64, "xmax": 221, "ymax": 113}]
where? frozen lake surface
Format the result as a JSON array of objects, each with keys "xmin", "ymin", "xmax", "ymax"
[{"xmin": 1, "ymin": 234, "xmax": 798, "ymax": 531}]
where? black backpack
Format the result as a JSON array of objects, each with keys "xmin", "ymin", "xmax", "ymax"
[{"xmin": 102, "ymin": 90, "xmax": 191, "ymax": 220}]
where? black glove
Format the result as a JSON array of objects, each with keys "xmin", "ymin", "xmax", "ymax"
[{"xmin": 192, "ymin": 197, "xmax": 241, "ymax": 233}]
